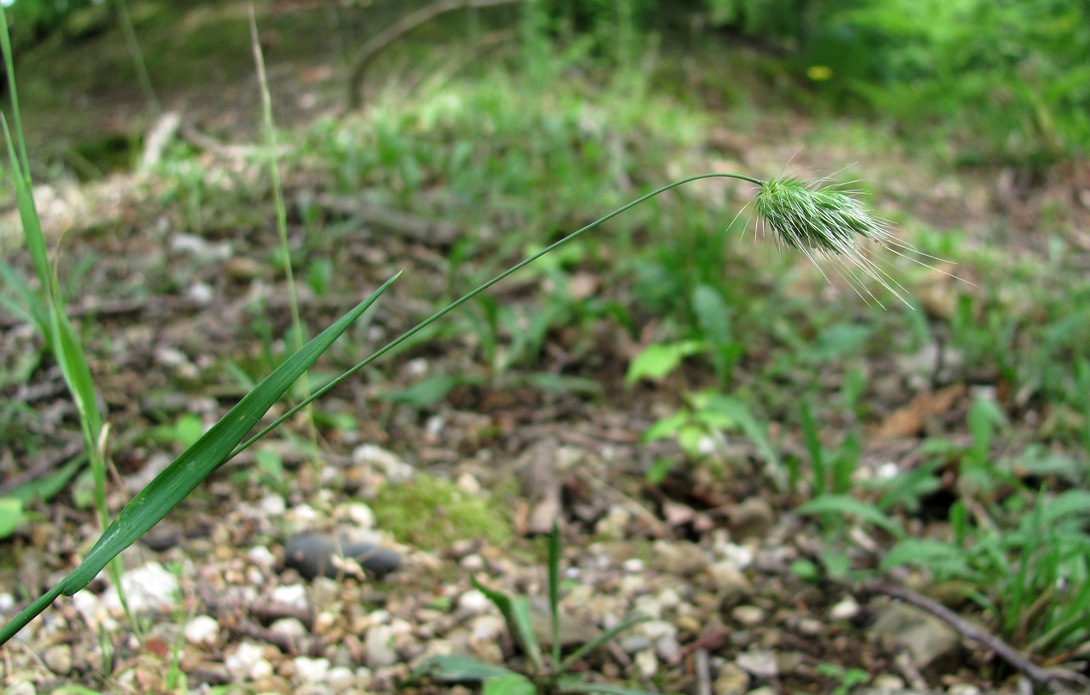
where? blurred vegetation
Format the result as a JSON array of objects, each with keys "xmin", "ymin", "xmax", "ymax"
[{"xmin": 5, "ymin": 0, "xmax": 1088, "ymax": 163}]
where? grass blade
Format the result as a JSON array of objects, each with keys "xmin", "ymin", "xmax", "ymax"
[
  {"xmin": 0, "ymin": 274, "xmax": 398, "ymax": 645},
  {"xmin": 559, "ymin": 612, "xmax": 651, "ymax": 672},
  {"xmin": 548, "ymin": 522, "xmax": 561, "ymax": 667},
  {"xmin": 471, "ymin": 575, "xmax": 544, "ymax": 674}
]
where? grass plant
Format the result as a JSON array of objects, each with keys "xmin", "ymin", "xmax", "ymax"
[
  {"xmin": 0, "ymin": 141, "xmax": 925, "ymax": 644},
  {"xmin": 415, "ymin": 524, "xmax": 654, "ymax": 694}
]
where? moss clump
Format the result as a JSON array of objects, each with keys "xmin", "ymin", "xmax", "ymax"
[{"xmin": 371, "ymin": 473, "xmax": 514, "ymax": 550}]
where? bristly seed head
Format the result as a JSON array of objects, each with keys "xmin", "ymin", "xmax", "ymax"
[{"xmin": 752, "ymin": 175, "xmax": 938, "ymax": 307}]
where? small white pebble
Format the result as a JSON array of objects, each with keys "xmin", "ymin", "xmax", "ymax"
[
  {"xmin": 248, "ymin": 545, "xmax": 276, "ymax": 569},
  {"xmin": 327, "ymin": 666, "xmax": 356, "ymax": 692},
  {"xmin": 225, "ymin": 642, "xmax": 267, "ymax": 680},
  {"xmin": 286, "ymin": 504, "xmax": 319, "ymax": 525},
  {"xmin": 829, "ymin": 596, "xmax": 860, "ymax": 621},
  {"xmin": 271, "ymin": 584, "xmax": 309, "ymax": 611},
  {"xmin": 731, "ymin": 605, "xmax": 765, "ymax": 625},
  {"xmin": 0, "ymin": 592, "xmax": 14, "ymax": 611},
  {"xmin": 460, "ymin": 554, "xmax": 484, "ymax": 570},
  {"xmin": 456, "ymin": 590, "xmax": 492, "ymax": 618},
  {"xmin": 634, "ymin": 649, "xmax": 658, "ymax": 678},
  {"xmin": 455, "ymin": 472, "xmax": 481, "ymax": 495},
  {"xmin": 184, "ymin": 281, "xmax": 214, "ymax": 304},
  {"xmin": 294, "ymin": 656, "xmax": 330, "ymax": 684},
  {"xmin": 184, "ymin": 615, "xmax": 220, "ymax": 647},
  {"xmin": 872, "ymin": 673, "xmax": 905, "ymax": 690},
  {"xmin": 946, "ymin": 685, "xmax": 982, "ymax": 695},
  {"xmin": 270, "ymin": 618, "xmax": 308, "ymax": 641},
  {"xmin": 259, "ymin": 494, "xmax": 286, "ymax": 516},
  {"xmin": 877, "ymin": 461, "xmax": 900, "ymax": 479},
  {"xmin": 424, "ymin": 415, "xmax": 445, "ymax": 438},
  {"xmin": 102, "ymin": 562, "xmax": 179, "ymax": 614},
  {"xmin": 343, "ymin": 502, "xmax": 376, "ymax": 529},
  {"xmin": 622, "ymin": 558, "xmax": 644, "ymax": 572}
]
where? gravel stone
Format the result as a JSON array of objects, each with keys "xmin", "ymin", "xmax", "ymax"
[
  {"xmin": 456, "ymin": 590, "xmax": 492, "ymax": 618},
  {"xmin": 713, "ymin": 662, "xmax": 750, "ymax": 695},
  {"xmin": 271, "ymin": 584, "xmax": 309, "ymax": 611},
  {"xmin": 5, "ymin": 681, "xmax": 35, "ymax": 695},
  {"xmin": 102, "ymin": 561, "xmax": 179, "ymax": 614},
  {"xmin": 42, "ymin": 644, "xmax": 73, "ymax": 675},
  {"xmin": 736, "ymin": 650, "xmax": 778, "ymax": 679},
  {"xmin": 727, "ymin": 497, "xmax": 775, "ymax": 540},
  {"xmin": 365, "ymin": 624, "xmax": 398, "ymax": 668},
  {"xmin": 270, "ymin": 617, "xmax": 309, "ymax": 641},
  {"xmin": 342, "ymin": 502, "xmax": 376, "ymax": 529},
  {"xmin": 248, "ymin": 545, "xmax": 276, "ymax": 569},
  {"xmin": 731, "ymin": 605, "xmax": 765, "ymax": 625},
  {"xmin": 651, "ymin": 540, "xmax": 709, "ymax": 577},
  {"xmin": 326, "ymin": 666, "xmax": 356, "ymax": 692},
  {"xmin": 283, "ymin": 532, "xmax": 402, "ymax": 580},
  {"xmin": 634, "ymin": 649, "xmax": 658, "ymax": 678},
  {"xmin": 869, "ymin": 603, "xmax": 960, "ymax": 668},
  {"xmin": 225, "ymin": 642, "xmax": 271, "ymax": 680},
  {"xmin": 184, "ymin": 615, "xmax": 220, "ymax": 646},
  {"xmin": 829, "ymin": 596, "xmax": 860, "ymax": 621},
  {"xmin": 294, "ymin": 656, "xmax": 331, "ymax": 684},
  {"xmin": 259, "ymin": 494, "xmax": 286, "ymax": 516}
]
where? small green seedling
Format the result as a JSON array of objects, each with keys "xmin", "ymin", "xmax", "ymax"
[{"xmin": 415, "ymin": 524, "xmax": 653, "ymax": 694}]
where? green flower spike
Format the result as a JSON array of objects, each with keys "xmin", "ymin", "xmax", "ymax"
[{"xmin": 754, "ymin": 175, "xmax": 940, "ymax": 307}]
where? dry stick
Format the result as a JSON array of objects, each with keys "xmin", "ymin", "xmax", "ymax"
[
  {"xmin": 346, "ymin": 0, "xmax": 522, "ymax": 108},
  {"xmin": 863, "ymin": 580, "xmax": 1090, "ymax": 693}
]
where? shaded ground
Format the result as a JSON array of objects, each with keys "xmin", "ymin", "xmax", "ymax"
[{"xmin": 2, "ymin": 2, "xmax": 1090, "ymax": 694}]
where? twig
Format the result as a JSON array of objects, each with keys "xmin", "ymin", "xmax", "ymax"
[
  {"xmin": 346, "ymin": 0, "xmax": 521, "ymax": 108},
  {"xmin": 694, "ymin": 648, "xmax": 712, "ymax": 695},
  {"xmin": 863, "ymin": 580, "xmax": 1090, "ymax": 693}
]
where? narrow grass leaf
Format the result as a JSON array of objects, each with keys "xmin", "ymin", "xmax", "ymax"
[
  {"xmin": 482, "ymin": 674, "xmax": 537, "ymax": 695},
  {"xmin": 471, "ymin": 576, "xmax": 544, "ymax": 673},
  {"xmin": 0, "ymin": 259, "xmax": 50, "ymax": 339},
  {"xmin": 560, "ymin": 612, "xmax": 650, "ymax": 672},
  {"xmin": 417, "ymin": 654, "xmax": 517, "ymax": 682},
  {"xmin": 797, "ymin": 495, "xmax": 903, "ymax": 538},
  {"xmin": 548, "ymin": 522, "xmax": 561, "ymax": 666},
  {"xmin": 1, "ymin": 116, "xmax": 51, "ymax": 300},
  {"xmin": 60, "ymin": 277, "xmax": 396, "ymax": 592},
  {"xmin": 0, "ymin": 276, "xmax": 396, "ymax": 646}
]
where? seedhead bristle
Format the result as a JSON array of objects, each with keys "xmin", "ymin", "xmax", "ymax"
[{"xmin": 753, "ymin": 175, "xmax": 938, "ymax": 307}]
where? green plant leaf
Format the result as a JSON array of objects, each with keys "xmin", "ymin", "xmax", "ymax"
[
  {"xmin": 548, "ymin": 522, "xmax": 562, "ymax": 667},
  {"xmin": 881, "ymin": 538, "xmax": 973, "ymax": 576},
  {"xmin": 625, "ymin": 340, "xmax": 704, "ymax": 385},
  {"xmin": 560, "ymin": 612, "xmax": 650, "ymax": 672},
  {"xmin": 0, "ymin": 497, "xmax": 24, "ymax": 539},
  {"xmin": 472, "ymin": 576, "xmax": 544, "ymax": 674},
  {"xmin": 6, "ymin": 455, "xmax": 84, "ymax": 506},
  {"xmin": 483, "ymin": 673, "xmax": 538, "ymax": 695},
  {"xmin": 703, "ymin": 392, "xmax": 779, "ymax": 468},
  {"xmin": 0, "ymin": 275, "xmax": 398, "ymax": 646},
  {"xmin": 417, "ymin": 654, "xmax": 517, "ymax": 682},
  {"xmin": 797, "ymin": 495, "xmax": 903, "ymax": 537}
]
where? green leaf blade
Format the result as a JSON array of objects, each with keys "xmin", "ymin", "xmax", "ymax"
[{"xmin": 58, "ymin": 278, "xmax": 396, "ymax": 594}]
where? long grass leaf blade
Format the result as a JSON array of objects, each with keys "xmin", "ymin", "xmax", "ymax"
[
  {"xmin": 0, "ymin": 275, "xmax": 396, "ymax": 646},
  {"xmin": 1, "ymin": 116, "xmax": 51, "ymax": 293},
  {"xmin": 560, "ymin": 613, "xmax": 651, "ymax": 672},
  {"xmin": 60, "ymin": 276, "xmax": 397, "ymax": 593}
]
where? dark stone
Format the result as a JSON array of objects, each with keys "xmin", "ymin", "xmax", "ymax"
[{"xmin": 282, "ymin": 532, "xmax": 401, "ymax": 581}]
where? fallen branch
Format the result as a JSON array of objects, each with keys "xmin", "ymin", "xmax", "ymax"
[{"xmin": 863, "ymin": 580, "xmax": 1090, "ymax": 693}]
